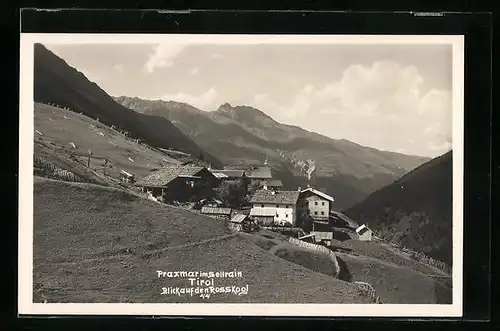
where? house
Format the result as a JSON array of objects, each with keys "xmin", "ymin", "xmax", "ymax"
[
  {"xmin": 356, "ymin": 224, "xmax": 373, "ymax": 241},
  {"xmin": 297, "ymin": 187, "xmax": 334, "ymax": 220},
  {"xmin": 210, "ymin": 169, "xmax": 249, "ymax": 192},
  {"xmin": 201, "ymin": 206, "xmax": 232, "ymax": 220},
  {"xmin": 245, "ymin": 166, "xmax": 273, "ymax": 187},
  {"xmin": 119, "ymin": 169, "xmax": 135, "ymax": 184},
  {"xmin": 299, "ymin": 228, "xmax": 334, "ymax": 247},
  {"xmin": 295, "ymin": 187, "xmax": 334, "ymax": 229},
  {"xmin": 311, "ymin": 230, "xmax": 334, "ymax": 247},
  {"xmin": 134, "ymin": 164, "xmax": 217, "ymax": 202},
  {"xmin": 249, "ymin": 189, "xmax": 300, "ymax": 226},
  {"xmin": 260, "ymin": 179, "xmax": 283, "ymax": 191},
  {"xmin": 229, "ymin": 214, "xmax": 255, "ymax": 232}
]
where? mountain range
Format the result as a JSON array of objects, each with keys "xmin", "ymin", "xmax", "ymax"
[
  {"xmin": 344, "ymin": 151, "xmax": 453, "ymax": 265},
  {"xmin": 115, "ymin": 96, "xmax": 430, "ymax": 209}
]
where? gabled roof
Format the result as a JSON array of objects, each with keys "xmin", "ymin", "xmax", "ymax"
[
  {"xmin": 230, "ymin": 214, "xmax": 248, "ymax": 223},
  {"xmin": 134, "ymin": 165, "xmax": 209, "ymax": 187},
  {"xmin": 299, "ymin": 233, "xmax": 316, "ymax": 240},
  {"xmin": 356, "ymin": 224, "xmax": 371, "ymax": 235},
  {"xmin": 250, "ymin": 190, "xmax": 300, "ymax": 205},
  {"xmin": 300, "ymin": 187, "xmax": 334, "ymax": 202},
  {"xmin": 201, "ymin": 206, "xmax": 232, "ymax": 215},
  {"xmin": 120, "ymin": 169, "xmax": 134, "ymax": 177},
  {"xmin": 210, "ymin": 169, "xmax": 245, "ymax": 179},
  {"xmin": 246, "ymin": 166, "xmax": 272, "ymax": 179}
]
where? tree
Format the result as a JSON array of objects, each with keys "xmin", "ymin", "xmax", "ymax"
[
  {"xmin": 215, "ymin": 179, "xmax": 247, "ymax": 207},
  {"xmin": 247, "ymin": 180, "xmax": 262, "ymax": 194}
]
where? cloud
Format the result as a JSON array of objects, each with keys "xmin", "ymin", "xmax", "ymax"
[
  {"xmin": 250, "ymin": 60, "xmax": 452, "ymax": 156},
  {"xmin": 144, "ymin": 44, "xmax": 185, "ymax": 73},
  {"xmin": 211, "ymin": 53, "xmax": 224, "ymax": 59},
  {"xmin": 290, "ymin": 60, "xmax": 425, "ymax": 118},
  {"xmin": 189, "ymin": 67, "xmax": 199, "ymax": 75},
  {"xmin": 318, "ymin": 107, "xmax": 342, "ymax": 115},
  {"xmin": 428, "ymin": 141, "xmax": 452, "ymax": 152},
  {"xmin": 160, "ymin": 88, "xmax": 218, "ymax": 110}
]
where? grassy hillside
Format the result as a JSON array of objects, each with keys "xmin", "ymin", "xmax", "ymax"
[
  {"xmin": 33, "ymin": 44, "xmax": 222, "ymax": 168},
  {"xmin": 238, "ymin": 231, "xmax": 450, "ymax": 304},
  {"xmin": 330, "ymin": 239, "xmax": 450, "ymax": 278},
  {"xmin": 115, "ymin": 96, "xmax": 430, "ymax": 209},
  {"xmin": 344, "ymin": 151, "xmax": 452, "ymax": 265},
  {"xmin": 335, "ymin": 252, "xmax": 451, "ymax": 304},
  {"xmin": 33, "ymin": 178, "xmax": 372, "ymax": 304},
  {"xmin": 34, "ymin": 102, "xmax": 183, "ymax": 184}
]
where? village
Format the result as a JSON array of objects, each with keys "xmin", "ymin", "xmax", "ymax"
[
  {"xmin": 127, "ymin": 159, "xmax": 374, "ymax": 248},
  {"xmin": 33, "ymin": 100, "xmax": 449, "ymax": 276}
]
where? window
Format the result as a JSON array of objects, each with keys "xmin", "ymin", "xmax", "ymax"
[
  {"xmin": 285, "ymin": 214, "xmax": 288, "ymax": 218},
  {"xmin": 261, "ymin": 204, "xmax": 264, "ymax": 208},
  {"xmin": 276, "ymin": 205, "xmax": 279, "ymax": 208},
  {"xmin": 322, "ymin": 201, "xmax": 325, "ymax": 206},
  {"xmin": 276, "ymin": 213, "xmax": 279, "ymax": 217},
  {"xmin": 315, "ymin": 201, "xmax": 318, "ymax": 205},
  {"xmin": 314, "ymin": 211, "xmax": 318, "ymax": 215},
  {"xmin": 321, "ymin": 211, "xmax": 324, "ymax": 215}
]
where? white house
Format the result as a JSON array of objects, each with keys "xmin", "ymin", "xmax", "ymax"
[
  {"xmin": 355, "ymin": 224, "xmax": 373, "ymax": 241},
  {"xmin": 297, "ymin": 187, "xmax": 334, "ymax": 221},
  {"xmin": 249, "ymin": 190, "xmax": 300, "ymax": 226}
]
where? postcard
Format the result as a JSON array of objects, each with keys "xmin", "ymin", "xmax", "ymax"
[{"xmin": 19, "ymin": 33, "xmax": 464, "ymax": 317}]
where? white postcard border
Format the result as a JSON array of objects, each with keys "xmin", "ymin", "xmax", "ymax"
[{"xmin": 19, "ymin": 33, "xmax": 465, "ymax": 317}]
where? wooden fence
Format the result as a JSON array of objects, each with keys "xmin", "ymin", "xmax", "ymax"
[{"xmin": 34, "ymin": 155, "xmax": 82, "ymax": 182}]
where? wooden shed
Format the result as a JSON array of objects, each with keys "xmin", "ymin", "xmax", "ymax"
[
  {"xmin": 201, "ymin": 206, "xmax": 232, "ymax": 220},
  {"xmin": 356, "ymin": 224, "xmax": 373, "ymax": 241},
  {"xmin": 120, "ymin": 169, "xmax": 135, "ymax": 184},
  {"xmin": 229, "ymin": 214, "xmax": 255, "ymax": 232}
]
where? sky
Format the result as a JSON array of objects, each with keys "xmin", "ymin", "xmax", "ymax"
[{"xmin": 45, "ymin": 42, "xmax": 454, "ymax": 158}]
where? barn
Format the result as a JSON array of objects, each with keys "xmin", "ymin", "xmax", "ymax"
[
  {"xmin": 229, "ymin": 214, "xmax": 255, "ymax": 232},
  {"xmin": 201, "ymin": 206, "xmax": 232, "ymax": 220},
  {"xmin": 134, "ymin": 164, "xmax": 217, "ymax": 202}
]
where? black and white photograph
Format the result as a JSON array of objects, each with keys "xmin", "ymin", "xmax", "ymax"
[{"xmin": 19, "ymin": 33, "xmax": 464, "ymax": 317}]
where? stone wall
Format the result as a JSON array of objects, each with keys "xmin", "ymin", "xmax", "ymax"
[{"xmin": 289, "ymin": 237, "xmax": 340, "ymax": 278}]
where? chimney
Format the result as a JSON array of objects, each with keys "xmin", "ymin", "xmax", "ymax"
[
  {"xmin": 271, "ymin": 191, "xmax": 275, "ymax": 195},
  {"xmin": 263, "ymin": 183, "xmax": 268, "ymax": 190},
  {"xmin": 297, "ymin": 186, "xmax": 301, "ymax": 192},
  {"xmin": 307, "ymin": 184, "xmax": 311, "ymax": 188}
]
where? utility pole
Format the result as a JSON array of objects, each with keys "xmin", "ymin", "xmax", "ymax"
[{"xmin": 87, "ymin": 149, "xmax": 92, "ymax": 168}]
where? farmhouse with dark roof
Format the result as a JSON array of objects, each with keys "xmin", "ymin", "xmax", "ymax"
[{"xmin": 134, "ymin": 164, "xmax": 217, "ymax": 202}]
